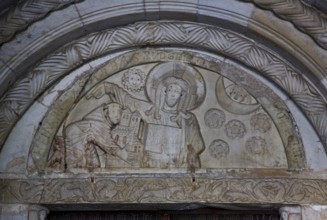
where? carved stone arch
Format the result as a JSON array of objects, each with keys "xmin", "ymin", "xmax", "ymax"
[
  {"xmin": 0, "ymin": 21, "xmax": 326, "ymax": 165},
  {"xmin": 1, "ymin": 1, "xmax": 327, "ymax": 218},
  {"xmin": 1, "ymin": 0, "xmax": 326, "ymax": 97},
  {"xmin": 21, "ymin": 48, "xmax": 306, "ymax": 173},
  {"xmin": 1, "ymin": 48, "xmax": 327, "ymax": 207}
]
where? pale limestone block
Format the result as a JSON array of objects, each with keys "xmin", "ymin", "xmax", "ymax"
[
  {"xmin": 302, "ymin": 205, "xmax": 327, "ymax": 220},
  {"xmin": 285, "ymin": 99, "xmax": 327, "ymax": 170},
  {"xmin": 0, "ymin": 102, "xmax": 48, "ymax": 173},
  {"xmin": 74, "ymin": 0, "xmax": 145, "ymax": 27},
  {"xmin": 0, "ymin": 204, "xmax": 29, "ymax": 220},
  {"xmin": 0, "ymin": 3, "xmax": 83, "ymax": 97},
  {"xmin": 198, "ymin": 0, "xmax": 254, "ymax": 26}
]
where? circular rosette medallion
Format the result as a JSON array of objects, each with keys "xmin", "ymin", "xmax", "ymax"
[
  {"xmin": 225, "ymin": 119, "xmax": 246, "ymax": 139},
  {"xmin": 245, "ymin": 136, "xmax": 267, "ymax": 156},
  {"xmin": 250, "ymin": 113, "xmax": 272, "ymax": 133},
  {"xmin": 209, "ymin": 139, "xmax": 230, "ymax": 160},
  {"xmin": 121, "ymin": 68, "xmax": 145, "ymax": 93},
  {"xmin": 204, "ymin": 108, "xmax": 226, "ymax": 128}
]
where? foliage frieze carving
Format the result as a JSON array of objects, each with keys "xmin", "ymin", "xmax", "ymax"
[
  {"xmin": 1, "ymin": 177, "xmax": 327, "ymax": 204},
  {"xmin": 0, "ymin": 21, "xmax": 326, "ymax": 155}
]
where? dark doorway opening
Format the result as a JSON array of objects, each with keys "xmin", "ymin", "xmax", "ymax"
[{"xmin": 48, "ymin": 208, "xmax": 280, "ymax": 220}]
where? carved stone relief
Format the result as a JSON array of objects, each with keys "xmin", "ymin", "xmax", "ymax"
[
  {"xmin": 0, "ymin": 21, "xmax": 326, "ymax": 159},
  {"xmin": 243, "ymin": 0, "xmax": 327, "ymax": 50},
  {"xmin": 13, "ymin": 49, "xmax": 304, "ymax": 175},
  {"xmin": 245, "ymin": 136, "xmax": 267, "ymax": 156},
  {"xmin": 225, "ymin": 120, "xmax": 247, "ymax": 139},
  {"xmin": 42, "ymin": 60, "xmax": 292, "ymax": 172},
  {"xmin": 1, "ymin": 177, "xmax": 327, "ymax": 205},
  {"xmin": 204, "ymin": 108, "xmax": 225, "ymax": 128},
  {"xmin": 58, "ymin": 62, "xmax": 206, "ymax": 171},
  {"xmin": 0, "ymin": 0, "xmax": 81, "ymax": 45},
  {"xmin": 209, "ymin": 139, "xmax": 230, "ymax": 159},
  {"xmin": 251, "ymin": 113, "xmax": 272, "ymax": 133}
]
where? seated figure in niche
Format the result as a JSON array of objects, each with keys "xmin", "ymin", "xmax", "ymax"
[
  {"xmin": 89, "ymin": 62, "xmax": 205, "ymax": 170},
  {"xmin": 65, "ymin": 102, "xmax": 130, "ymax": 170}
]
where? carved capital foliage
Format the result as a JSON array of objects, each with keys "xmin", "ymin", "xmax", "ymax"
[
  {"xmin": 0, "ymin": 0, "xmax": 82, "ymax": 45},
  {"xmin": 242, "ymin": 0, "xmax": 327, "ymax": 50},
  {"xmin": 1, "ymin": 177, "xmax": 327, "ymax": 204},
  {"xmin": 0, "ymin": 21, "xmax": 326, "ymax": 156}
]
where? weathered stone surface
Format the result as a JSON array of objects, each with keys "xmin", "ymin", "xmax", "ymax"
[
  {"xmin": 1, "ymin": 176, "xmax": 327, "ymax": 205},
  {"xmin": 0, "ymin": 21, "xmax": 326, "ymax": 160},
  {"xmin": 21, "ymin": 49, "xmax": 306, "ymax": 173},
  {"xmin": 302, "ymin": 205, "xmax": 327, "ymax": 220},
  {"xmin": 0, "ymin": 0, "xmax": 327, "ymax": 218}
]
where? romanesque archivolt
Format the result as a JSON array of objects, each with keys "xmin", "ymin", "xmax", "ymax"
[{"xmin": 47, "ymin": 61, "xmax": 289, "ymax": 172}]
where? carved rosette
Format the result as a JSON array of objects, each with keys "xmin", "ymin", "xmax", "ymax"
[
  {"xmin": 204, "ymin": 108, "xmax": 226, "ymax": 128},
  {"xmin": 225, "ymin": 120, "xmax": 247, "ymax": 139}
]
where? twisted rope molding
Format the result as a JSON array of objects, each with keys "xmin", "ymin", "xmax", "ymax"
[
  {"xmin": 0, "ymin": 0, "xmax": 82, "ymax": 45},
  {"xmin": 241, "ymin": 0, "xmax": 327, "ymax": 50},
  {"xmin": 0, "ymin": 21, "xmax": 326, "ymax": 154}
]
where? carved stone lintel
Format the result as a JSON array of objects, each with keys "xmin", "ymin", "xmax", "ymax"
[{"xmin": 2, "ymin": 177, "xmax": 327, "ymax": 205}]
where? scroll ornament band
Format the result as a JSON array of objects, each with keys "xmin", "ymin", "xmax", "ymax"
[{"xmin": 1, "ymin": 177, "xmax": 327, "ymax": 204}]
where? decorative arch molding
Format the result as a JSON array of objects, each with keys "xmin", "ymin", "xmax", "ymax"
[
  {"xmin": 1, "ymin": 0, "xmax": 327, "ymax": 99},
  {"xmin": 25, "ymin": 49, "xmax": 303, "ymax": 173},
  {"xmin": 241, "ymin": 0, "xmax": 327, "ymax": 49},
  {"xmin": 1, "ymin": 0, "xmax": 326, "ymax": 49},
  {"xmin": 1, "ymin": 2, "xmax": 327, "ymax": 218},
  {"xmin": 0, "ymin": 21, "xmax": 326, "ymax": 162},
  {"xmin": 0, "ymin": 48, "xmax": 326, "ymax": 206},
  {"xmin": 0, "ymin": 0, "xmax": 82, "ymax": 45}
]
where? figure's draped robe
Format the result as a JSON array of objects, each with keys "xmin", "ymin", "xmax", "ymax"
[{"xmin": 107, "ymin": 83, "xmax": 204, "ymax": 168}]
